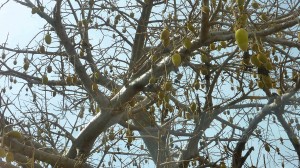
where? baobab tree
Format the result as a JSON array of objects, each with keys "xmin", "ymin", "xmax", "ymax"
[{"xmin": 0, "ymin": 0, "xmax": 300, "ymax": 167}]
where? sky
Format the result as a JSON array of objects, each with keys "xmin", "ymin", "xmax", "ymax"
[{"xmin": 0, "ymin": 1, "xmax": 43, "ymax": 47}]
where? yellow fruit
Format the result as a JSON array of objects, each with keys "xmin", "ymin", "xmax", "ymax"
[
  {"xmin": 172, "ymin": 52, "xmax": 181, "ymax": 67},
  {"xmin": 252, "ymin": 1, "xmax": 260, "ymax": 9},
  {"xmin": 160, "ymin": 28, "xmax": 170, "ymax": 40},
  {"xmin": 220, "ymin": 41, "xmax": 227, "ymax": 48},
  {"xmin": 257, "ymin": 53, "xmax": 268, "ymax": 63},
  {"xmin": 183, "ymin": 37, "xmax": 192, "ymax": 50},
  {"xmin": 6, "ymin": 131, "xmax": 22, "ymax": 140},
  {"xmin": 42, "ymin": 75, "xmax": 48, "ymax": 84},
  {"xmin": 235, "ymin": 28, "xmax": 248, "ymax": 51},
  {"xmin": 6, "ymin": 152, "xmax": 14, "ymax": 162},
  {"xmin": 45, "ymin": 33, "xmax": 52, "ymax": 44},
  {"xmin": 262, "ymin": 75, "xmax": 272, "ymax": 89},
  {"xmin": 251, "ymin": 54, "xmax": 261, "ymax": 67},
  {"xmin": 164, "ymin": 81, "xmax": 172, "ymax": 91}
]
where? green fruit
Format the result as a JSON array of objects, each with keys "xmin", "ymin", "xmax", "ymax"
[
  {"xmin": 264, "ymin": 143, "xmax": 270, "ymax": 152},
  {"xmin": 163, "ymin": 38, "xmax": 170, "ymax": 47},
  {"xmin": 160, "ymin": 28, "xmax": 170, "ymax": 40},
  {"xmin": 220, "ymin": 41, "xmax": 227, "ymax": 48},
  {"xmin": 190, "ymin": 102, "xmax": 197, "ymax": 112},
  {"xmin": 31, "ymin": 7, "xmax": 38, "ymax": 14},
  {"xmin": 220, "ymin": 161, "xmax": 227, "ymax": 168},
  {"xmin": 251, "ymin": 54, "xmax": 262, "ymax": 67},
  {"xmin": 260, "ymin": 13, "xmax": 268, "ymax": 21},
  {"xmin": 6, "ymin": 131, "xmax": 22, "ymax": 140},
  {"xmin": 45, "ymin": 33, "xmax": 52, "ymax": 44},
  {"xmin": 235, "ymin": 28, "xmax": 248, "ymax": 51},
  {"xmin": 210, "ymin": 43, "xmax": 216, "ymax": 50},
  {"xmin": 164, "ymin": 81, "xmax": 172, "ymax": 91},
  {"xmin": 201, "ymin": 6, "xmax": 209, "ymax": 14},
  {"xmin": 187, "ymin": 22, "xmax": 196, "ymax": 33},
  {"xmin": 200, "ymin": 66, "xmax": 209, "ymax": 75},
  {"xmin": 23, "ymin": 62, "xmax": 29, "ymax": 71},
  {"xmin": 257, "ymin": 53, "xmax": 268, "ymax": 63},
  {"xmin": 193, "ymin": 80, "xmax": 200, "ymax": 90},
  {"xmin": 183, "ymin": 37, "xmax": 192, "ymax": 50},
  {"xmin": 66, "ymin": 75, "xmax": 73, "ymax": 84},
  {"xmin": 201, "ymin": 54, "xmax": 210, "ymax": 63},
  {"xmin": 262, "ymin": 75, "xmax": 272, "ymax": 89},
  {"xmin": 252, "ymin": 1, "xmax": 260, "ymax": 9},
  {"xmin": 0, "ymin": 148, "xmax": 5, "ymax": 157},
  {"xmin": 6, "ymin": 152, "xmax": 14, "ymax": 162},
  {"xmin": 149, "ymin": 76, "xmax": 156, "ymax": 84},
  {"xmin": 42, "ymin": 75, "xmax": 48, "ymax": 84},
  {"xmin": 264, "ymin": 61, "xmax": 273, "ymax": 70},
  {"xmin": 151, "ymin": 54, "xmax": 158, "ymax": 62},
  {"xmin": 172, "ymin": 52, "xmax": 181, "ymax": 67},
  {"xmin": 92, "ymin": 83, "xmax": 98, "ymax": 91},
  {"xmin": 72, "ymin": 75, "xmax": 77, "ymax": 84},
  {"xmin": 257, "ymin": 80, "xmax": 264, "ymax": 88},
  {"xmin": 236, "ymin": 0, "xmax": 245, "ymax": 6},
  {"xmin": 39, "ymin": 45, "xmax": 45, "ymax": 53}
]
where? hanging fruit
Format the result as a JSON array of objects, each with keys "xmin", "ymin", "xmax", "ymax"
[
  {"xmin": 172, "ymin": 52, "xmax": 181, "ymax": 67},
  {"xmin": 183, "ymin": 37, "xmax": 192, "ymax": 50},
  {"xmin": 235, "ymin": 28, "xmax": 248, "ymax": 51},
  {"xmin": 45, "ymin": 33, "xmax": 52, "ymax": 44},
  {"xmin": 160, "ymin": 28, "xmax": 170, "ymax": 40}
]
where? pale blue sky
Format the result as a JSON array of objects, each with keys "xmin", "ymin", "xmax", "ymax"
[{"xmin": 0, "ymin": 2, "xmax": 43, "ymax": 47}]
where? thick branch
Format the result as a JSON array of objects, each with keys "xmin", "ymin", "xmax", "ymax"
[
  {"xmin": 3, "ymin": 137, "xmax": 92, "ymax": 168},
  {"xmin": 129, "ymin": 1, "xmax": 154, "ymax": 72}
]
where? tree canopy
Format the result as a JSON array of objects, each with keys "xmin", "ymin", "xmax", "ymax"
[{"xmin": 0, "ymin": 0, "xmax": 300, "ymax": 167}]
